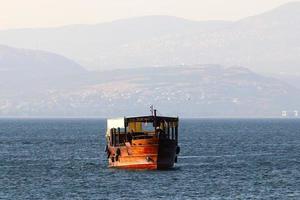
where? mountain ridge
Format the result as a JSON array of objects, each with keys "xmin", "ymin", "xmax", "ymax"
[
  {"xmin": 0, "ymin": 45, "xmax": 299, "ymax": 117},
  {"xmin": 1, "ymin": 2, "xmax": 300, "ymax": 116},
  {"xmin": 0, "ymin": 2, "xmax": 295, "ymax": 73}
]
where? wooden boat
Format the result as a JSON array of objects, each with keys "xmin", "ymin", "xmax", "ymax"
[{"xmin": 105, "ymin": 110, "xmax": 180, "ymax": 170}]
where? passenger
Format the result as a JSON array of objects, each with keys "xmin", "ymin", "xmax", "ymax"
[
  {"xmin": 128, "ymin": 131, "xmax": 133, "ymax": 143},
  {"xmin": 157, "ymin": 128, "xmax": 166, "ymax": 139}
]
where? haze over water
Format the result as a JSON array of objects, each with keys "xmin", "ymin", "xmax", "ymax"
[{"xmin": 1, "ymin": 119, "xmax": 299, "ymax": 199}]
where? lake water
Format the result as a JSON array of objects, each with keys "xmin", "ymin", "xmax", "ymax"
[{"xmin": 0, "ymin": 118, "xmax": 300, "ymax": 199}]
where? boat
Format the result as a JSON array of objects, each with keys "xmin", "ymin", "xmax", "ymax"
[{"xmin": 105, "ymin": 109, "xmax": 180, "ymax": 170}]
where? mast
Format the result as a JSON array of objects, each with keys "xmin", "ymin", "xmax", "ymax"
[
  {"xmin": 150, "ymin": 105, "xmax": 154, "ymax": 116},
  {"xmin": 151, "ymin": 105, "xmax": 158, "ymax": 134}
]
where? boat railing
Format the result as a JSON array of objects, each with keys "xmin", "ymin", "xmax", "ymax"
[{"xmin": 132, "ymin": 135, "xmax": 154, "ymax": 140}]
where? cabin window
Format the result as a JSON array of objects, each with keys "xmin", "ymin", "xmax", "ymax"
[
  {"xmin": 166, "ymin": 123, "xmax": 170, "ymax": 139},
  {"xmin": 171, "ymin": 127, "xmax": 175, "ymax": 140},
  {"xmin": 160, "ymin": 121, "xmax": 178, "ymax": 141},
  {"xmin": 108, "ymin": 118, "xmax": 178, "ymax": 143},
  {"xmin": 142, "ymin": 122, "xmax": 154, "ymax": 132},
  {"xmin": 128, "ymin": 122, "xmax": 142, "ymax": 132}
]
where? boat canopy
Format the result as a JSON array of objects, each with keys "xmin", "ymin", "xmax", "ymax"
[
  {"xmin": 107, "ymin": 116, "xmax": 178, "ymax": 126},
  {"xmin": 125, "ymin": 116, "xmax": 178, "ymax": 124},
  {"xmin": 106, "ymin": 117, "xmax": 125, "ymax": 136},
  {"xmin": 106, "ymin": 115, "xmax": 178, "ymax": 136},
  {"xmin": 107, "ymin": 117, "xmax": 125, "ymax": 129}
]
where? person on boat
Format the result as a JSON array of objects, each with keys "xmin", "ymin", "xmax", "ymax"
[
  {"xmin": 157, "ymin": 128, "xmax": 166, "ymax": 139},
  {"xmin": 127, "ymin": 130, "xmax": 133, "ymax": 143}
]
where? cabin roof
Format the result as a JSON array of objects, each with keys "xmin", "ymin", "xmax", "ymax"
[
  {"xmin": 125, "ymin": 115, "xmax": 178, "ymax": 123},
  {"xmin": 106, "ymin": 116, "xmax": 178, "ymax": 130}
]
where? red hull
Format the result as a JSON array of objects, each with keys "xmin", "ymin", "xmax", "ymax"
[{"xmin": 107, "ymin": 138, "xmax": 177, "ymax": 170}]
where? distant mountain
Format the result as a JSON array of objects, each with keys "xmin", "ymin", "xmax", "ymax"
[
  {"xmin": 0, "ymin": 45, "xmax": 84, "ymax": 74},
  {"xmin": 272, "ymin": 73, "xmax": 300, "ymax": 90},
  {"xmin": 80, "ymin": 65, "xmax": 300, "ymax": 117},
  {"xmin": 0, "ymin": 45, "xmax": 89, "ymax": 98},
  {"xmin": 0, "ymin": 16, "xmax": 230, "ymax": 71},
  {"xmin": 1, "ymin": 2, "xmax": 300, "ymax": 117},
  {"xmin": 99, "ymin": 2, "xmax": 300, "ymax": 73},
  {"xmin": 0, "ymin": 3, "xmax": 299, "ymax": 73},
  {"xmin": 0, "ymin": 45, "xmax": 299, "ymax": 117}
]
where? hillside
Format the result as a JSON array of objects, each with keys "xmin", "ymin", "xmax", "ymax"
[
  {"xmin": 0, "ymin": 45, "xmax": 89, "ymax": 97},
  {"xmin": 0, "ymin": 3, "xmax": 299, "ymax": 73},
  {"xmin": 0, "ymin": 46, "xmax": 299, "ymax": 117},
  {"xmin": 0, "ymin": 16, "xmax": 230, "ymax": 71}
]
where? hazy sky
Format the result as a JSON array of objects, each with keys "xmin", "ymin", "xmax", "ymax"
[{"xmin": 0, "ymin": 0, "xmax": 296, "ymax": 30}]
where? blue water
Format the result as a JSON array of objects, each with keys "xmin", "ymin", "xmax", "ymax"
[{"xmin": 0, "ymin": 118, "xmax": 300, "ymax": 199}]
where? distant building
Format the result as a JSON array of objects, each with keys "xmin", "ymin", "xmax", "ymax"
[{"xmin": 282, "ymin": 111, "xmax": 287, "ymax": 117}]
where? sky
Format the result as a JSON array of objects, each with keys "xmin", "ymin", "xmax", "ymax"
[{"xmin": 0, "ymin": 0, "xmax": 296, "ymax": 30}]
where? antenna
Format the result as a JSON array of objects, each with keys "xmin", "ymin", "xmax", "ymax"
[{"xmin": 150, "ymin": 105, "xmax": 154, "ymax": 116}]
